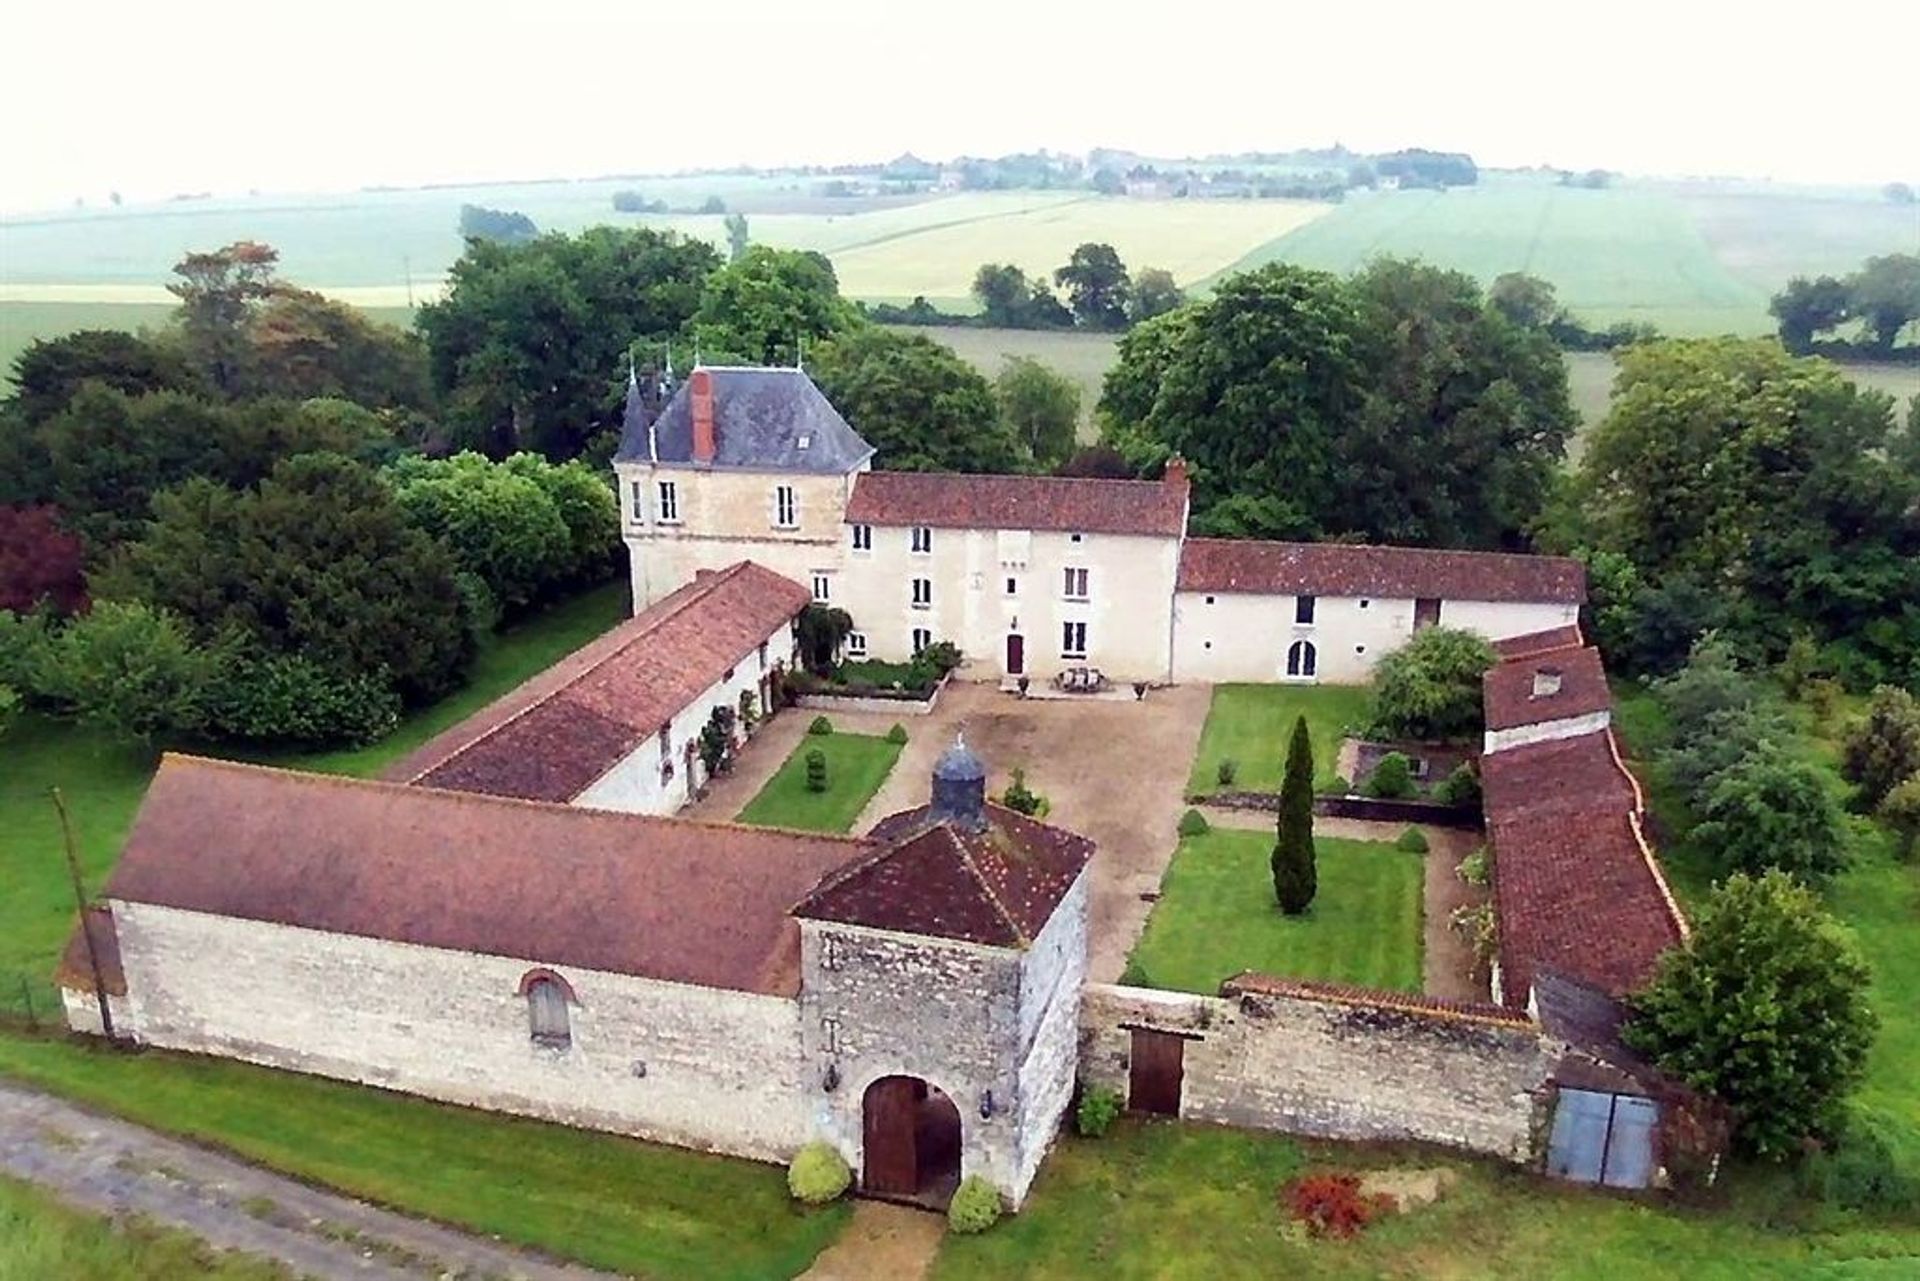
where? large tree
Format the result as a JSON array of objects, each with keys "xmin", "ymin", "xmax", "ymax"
[
  {"xmin": 994, "ymin": 356, "xmax": 1080, "ymax": 471},
  {"xmin": 97, "ymin": 453, "xmax": 474, "ymax": 706},
  {"xmin": 168, "ymin": 240, "xmax": 281, "ymax": 396},
  {"xmin": 419, "ymin": 226, "xmax": 719, "ymax": 459},
  {"xmin": 0, "ymin": 505, "xmax": 87, "ymax": 615},
  {"xmin": 1769, "ymin": 275, "xmax": 1852, "ymax": 352},
  {"xmin": 810, "ymin": 328, "xmax": 1029, "ymax": 473},
  {"xmin": 1128, "ymin": 267, "xmax": 1184, "ymax": 323},
  {"xmin": 1054, "ymin": 242, "xmax": 1132, "ymax": 330},
  {"xmin": 1846, "ymin": 253, "xmax": 1920, "ymax": 351},
  {"xmin": 1689, "ymin": 748, "xmax": 1850, "ymax": 883},
  {"xmin": 1369, "ymin": 626, "xmax": 1498, "ymax": 741},
  {"xmin": 1625, "ymin": 871, "xmax": 1877, "ymax": 1159},
  {"xmin": 693, "ymin": 246, "xmax": 857, "ymax": 366},
  {"xmin": 1272, "ymin": 714, "xmax": 1317, "ymax": 914},
  {"xmin": 9, "ymin": 329, "xmax": 205, "ymax": 425},
  {"xmin": 250, "ymin": 288, "xmax": 432, "ymax": 409},
  {"xmin": 1841, "ymin": 685, "xmax": 1920, "ymax": 810}
]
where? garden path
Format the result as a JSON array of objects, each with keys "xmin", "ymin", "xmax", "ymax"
[
  {"xmin": 0, "ymin": 1080, "xmax": 619, "ymax": 1280},
  {"xmin": 795, "ymin": 1199, "xmax": 942, "ymax": 1281}
]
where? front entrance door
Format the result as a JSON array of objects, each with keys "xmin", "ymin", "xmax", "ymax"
[
  {"xmin": 1128, "ymin": 1029, "xmax": 1185, "ymax": 1115},
  {"xmin": 1006, "ymin": 633, "xmax": 1025, "ymax": 676},
  {"xmin": 1415, "ymin": 597, "xmax": 1442, "ymax": 630},
  {"xmin": 862, "ymin": 1076, "xmax": 963, "ymax": 1206}
]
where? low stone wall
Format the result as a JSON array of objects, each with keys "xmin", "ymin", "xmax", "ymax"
[
  {"xmin": 1078, "ymin": 977, "xmax": 1553, "ymax": 1161},
  {"xmin": 1203, "ymin": 792, "xmax": 1482, "ymax": 829},
  {"xmin": 793, "ymin": 673, "xmax": 949, "ymax": 717}
]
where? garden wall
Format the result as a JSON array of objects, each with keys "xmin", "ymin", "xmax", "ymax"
[
  {"xmin": 793, "ymin": 673, "xmax": 949, "ymax": 717},
  {"xmin": 1078, "ymin": 977, "xmax": 1554, "ymax": 1161}
]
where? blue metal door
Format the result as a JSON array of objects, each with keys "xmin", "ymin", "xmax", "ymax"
[
  {"xmin": 1546, "ymin": 1088, "xmax": 1613, "ymax": 1183},
  {"xmin": 1600, "ymin": 1095, "xmax": 1658, "ymax": 1189}
]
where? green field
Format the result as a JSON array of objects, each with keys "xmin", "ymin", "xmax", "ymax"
[
  {"xmin": 1129, "ymin": 829, "xmax": 1423, "ymax": 994},
  {"xmin": 0, "ymin": 1174, "xmax": 289, "ymax": 1281},
  {"xmin": 903, "ymin": 325, "xmax": 1120, "ymax": 439},
  {"xmin": 1186, "ymin": 684, "xmax": 1372, "ymax": 798},
  {"xmin": 734, "ymin": 730, "xmax": 903, "ymax": 833}
]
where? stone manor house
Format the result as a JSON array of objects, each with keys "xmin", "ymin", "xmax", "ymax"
[{"xmin": 58, "ymin": 364, "xmax": 1698, "ymax": 1206}]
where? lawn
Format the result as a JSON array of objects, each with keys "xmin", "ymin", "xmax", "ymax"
[
  {"xmin": 734, "ymin": 730, "xmax": 903, "ymax": 833},
  {"xmin": 1186, "ymin": 683, "xmax": 1371, "ymax": 797},
  {"xmin": 0, "ymin": 1174, "xmax": 289, "ymax": 1281},
  {"xmin": 0, "ymin": 579, "xmax": 853, "ymax": 1278},
  {"xmin": 932, "ymin": 1120, "xmax": 1920, "ymax": 1280},
  {"xmin": 1128, "ymin": 829, "xmax": 1423, "ymax": 995}
]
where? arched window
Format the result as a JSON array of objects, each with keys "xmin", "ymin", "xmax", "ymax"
[
  {"xmin": 519, "ymin": 970, "xmax": 573, "ymax": 1049},
  {"xmin": 1287, "ymin": 639, "xmax": 1317, "ymax": 679}
]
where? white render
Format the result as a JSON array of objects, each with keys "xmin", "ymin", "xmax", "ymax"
[{"xmin": 1173, "ymin": 592, "xmax": 1580, "ymax": 685}]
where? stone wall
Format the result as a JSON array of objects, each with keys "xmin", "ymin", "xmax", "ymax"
[
  {"xmin": 110, "ymin": 901, "xmax": 811, "ymax": 1162},
  {"xmin": 1079, "ymin": 980, "xmax": 1554, "ymax": 1161}
]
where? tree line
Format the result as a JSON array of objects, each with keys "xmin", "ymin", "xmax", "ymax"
[{"xmin": 1769, "ymin": 253, "xmax": 1920, "ymax": 358}]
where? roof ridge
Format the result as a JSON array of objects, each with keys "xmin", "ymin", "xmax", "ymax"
[
  {"xmin": 159, "ymin": 753, "xmax": 875, "ymax": 846},
  {"xmin": 948, "ymin": 824, "xmax": 1032, "ymax": 948},
  {"xmin": 861, "ymin": 470, "xmax": 1172, "ymax": 490},
  {"xmin": 1186, "ymin": 536, "xmax": 1579, "ymax": 564}
]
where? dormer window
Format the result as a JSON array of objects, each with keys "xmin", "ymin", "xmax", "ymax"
[{"xmin": 1533, "ymin": 667, "xmax": 1564, "ymax": 698}]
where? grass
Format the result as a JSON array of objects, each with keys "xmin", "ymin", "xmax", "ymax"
[
  {"xmin": 0, "ymin": 1173, "xmax": 291, "ymax": 1280},
  {"xmin": 0, "ymin": 579, "xmax": 852, "ymax": 1278},
  {"xmin": 904, "ymin": 326, "xmax": 1120, "ymax": 441},
  {"xmin": 931, "ymin": 1120, "xmax": 1920, "ymax": 1279},
  {"xmin": 734, "ymin": 731, "xmax": 903, "ymax": 833},
  {"xmin": 1186, "ymin": 683, "xmax": 1372, "ymax": 797},
  {"xmin": 1128, "ymin": 829, "xmax": 1423, "ymax": 994}
]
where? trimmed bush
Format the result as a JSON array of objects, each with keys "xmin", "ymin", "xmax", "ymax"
[
  {"xmin": 1366, "ymin": 752, "xmax": 1416, "ymax": 799},
  {"xmin": 807, "ymin": 715, "xmax": 833, "ymax": 736},
  {"xmin": 1075, "ymin": 1086, "xmax": 1123, "ymax": 1138},
  {"xmin": 1118, "ymin": 956, "xmax": 1151, "ymax": 986},
  {"xmin": 1432, "ymin": 761, "xmax": 1482, "ymax": 808},
  {"xmin": 1457, "ymin": 845, "xmax": 1492, "ymax": 887},
  {"xmin": 787, "ymin": 1141, "xmax": 852, "ymax": 1205},
  {"xmin": 1319, "ymin": 774, "xmax": 1351, "ymax": 796},
  {"xmin": 947, "ymin": 1175, "xmax": 1002, "ymax": 1233},
  {"xmin": 1395, "ymin": 825, "xmax": 1429, "ymax": 854},
  {"xmin": 1177, "ymin": 808, "xmax": 1210, "ymax": 837},
  {"xmin": 1001, "ymin": 768, "xmax": 1049, "ymax": 817},
  {"xmin": 1216, "ymin": 757, "xmax": 1238, "ymax": 787},
  {"xmin": 804, "ymin": 748, "xmax": 828, "ymax": 793},
  {"xmin": 886, "ymin": 722, "xmax": 909, "ymax": 745}
]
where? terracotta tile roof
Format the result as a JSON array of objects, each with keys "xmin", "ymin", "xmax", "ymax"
[
  {"xmin": 796, "ymin": 803, "xmax": 1094, "ymax": 947},
  {"xmin": 105, "ymin": 756, "xmax": 875, "ymax": 997},
  {"xmin": 54, "ymin": 905, "xmax": 125, "ymax": 996},
  {"xmin": 384, "ymin": 562, "xmax": 809, "ymax": 803},
  {"xmin": 1221, "ymin": 972, "xmax": 1531, "ymax": 1028},
  {"xmin": 1177, "ymin": 538, "xmax": 1586, "ymax": 603},
  {"xmin": 1481, "ymin": 731, "xmax": 1685, "ymax": 1009},
  {"xmin": 1492, "ymin": 625, "xmax": 1585, "ymax": 659},
  {"xmin": 1483, "ymin": 645, "xmax": 1613, "ymax": 731},
  {"xmin": 844, "ymin": 471, "xmax": 1188, "ymax": 538}
]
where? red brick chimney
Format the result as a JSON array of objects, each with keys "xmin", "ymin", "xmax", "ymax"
[
  {"xmin": 690, "ymin": 369, "xmax": 716, "ymax": 464},
  {"xmin": 1164, "ymin": 455, "xmax": 1189, "ymax": 489}
]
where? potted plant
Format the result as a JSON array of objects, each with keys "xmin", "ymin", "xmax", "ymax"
[
  {"xmin": 1133, "ymin": 680, "xmax": 1148, "ymax": 700},
  {"xmin": 1017, "ymin": 675, "xmax": 1031, "ymax": 697}
]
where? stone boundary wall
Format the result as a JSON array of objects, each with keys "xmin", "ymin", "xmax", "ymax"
[
  {"xmin": 793, "ymin": 673, "xmax": 949, "ymax": 717},
  {"xmin": 1078, "ymin": 979, "xmax": 1554, "ymax": 1161},
  {"xmin": 1203, "ymin": 792, "xmax": 1483, "ymax": 829}
]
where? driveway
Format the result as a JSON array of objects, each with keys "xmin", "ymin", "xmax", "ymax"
[{"xmin": 686, "ymin": 681, "xmax": 1212, "ymax": 982}]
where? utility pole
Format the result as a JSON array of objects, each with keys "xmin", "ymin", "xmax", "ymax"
[
  {"xmin": 403, "ymin": 254, "xmax": 415, "ymax": 310},
  {"xmin": 51, "ymin": 788, "xmax": 115, "ymax": 1042}
]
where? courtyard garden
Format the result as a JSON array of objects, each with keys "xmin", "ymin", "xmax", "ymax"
[
  {"xmin": 1186, "ymin": 683, "xmax": 1369, "ymax": 797},
  {"xmin": 733, "ymin": 724, "xmax": 906, "ymax": 833},
  {"xmin": 1126, "ymin": 827, "xmax": 1424, "ymax": 994}
]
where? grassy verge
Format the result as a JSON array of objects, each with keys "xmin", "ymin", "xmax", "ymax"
[
  {"xmin": 1128, "ymin": 829, "xmax": 1422, "ymax": 994},
  {"xmin": 1, "ymin": 580, "xmax": 851, "ymax": 1277},
  {"xmin": 735, "ymin": 731, "xmax": 904, "ymax": 833},
  {"xmin": 0, "ymin": 1173, "xmax": 291, "ymax": 1280},
  {"xmin": 932, "ymin": 1120, "xmax": 1920, "ymax": 1279},
  {"xmin": 1186, "ymin": 683, "xmax": 1371, "ymax": 797}
]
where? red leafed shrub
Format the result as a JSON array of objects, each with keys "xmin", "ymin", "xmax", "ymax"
[
  {"xmin": 1282, "ymin": 1172, "xmax": 1396, "ymax": 1239},
  {"xmin": 0, "ymin": 505, "xmax": 88, "ymax": 615}
]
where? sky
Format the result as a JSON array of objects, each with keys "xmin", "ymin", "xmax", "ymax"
[{"xmin": 5, "ymin": 0, "xmax": 1916, "ymax": 213}]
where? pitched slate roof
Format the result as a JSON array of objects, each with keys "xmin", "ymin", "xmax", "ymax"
[
  {"xmin": 796, "ymin": 802, "xmax": 1094, "ymax": 947},
  {"xmin": 614, "ymin": 367, "xmax": 873, "ymax": 473},
  {"xmin": 1483, "ymin": 644, "xmax": 1613, "ymax": 731},
  {"xmin": 844, "ymin": 471, "xmax": 1189, "ymax": 538},
  {"xmin": 1177, "ymin": 538, "xmax": 1586, "ymax": 603},
  {"xmin": 384, "ymin": 562, "xmax": 809, "ymax": 804},
  {"xmin": 1481, "ymin": 730, "xmax": 1686, "ymax": 1010},
  {"xmin": 104, "ymin": 756, "xmax": 874, "ymax": 997},
  {"xmin": 54, "ymin": 905, "xmax": 125, "ymax": 996}
]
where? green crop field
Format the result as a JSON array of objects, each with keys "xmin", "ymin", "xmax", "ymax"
[{"xmin": 903, "ymin": 326, "xmax": 1120, "ymax": 439}]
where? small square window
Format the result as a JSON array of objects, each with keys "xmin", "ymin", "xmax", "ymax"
[
  {"xmin": 1005, "ymin": 576, "xmax": 1018, "ymax": 596},
  {"xmin": 1069, "ymin": 532, "xmax": 1084, "ymax": 543},
  {"xmin": 1359, "ymin": 599, "xmax": 1370, "ymax": 609},
  {"xmin": 1205, "ymin": 595, "xmax": 1215, "ymax": 605},
  {"xmin": 1295, "ymin": 595, "xmax": 1317, "ymax": 625},
  {"xmin": 723, "ymin": 666, "xmax": 735, "ymax": 680}
]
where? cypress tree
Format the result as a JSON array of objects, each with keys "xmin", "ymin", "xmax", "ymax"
[{"xmin": 1273, "ymin": 714, "xmax": 1318, "ymax": 914}]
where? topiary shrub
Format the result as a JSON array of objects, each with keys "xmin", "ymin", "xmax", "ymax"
[
  {"xmin": 1456, "ymin": 845, "xmax": 1492, "ymax": 887},
  {"xmin": 1319, "ymin": 774, "xmax": 1351, "ymax": 797},
  {"xmin": 1432, "ymin": 761, "xmax": 1481, "ymax": 808},
  {"xmin": 1216, "ymin": 757, "xmax": 1238, "ymax": 787},
  {"xmin": 787, "ymin": 1141, "xmax": 852, "ymax": 1204},
  {"xmin": 947, "ymin": 1175, "xmax": 1002, "ymax": 1233},
  {"xmin": 1075, "ymin": 1085, "xmax": 1123, "ymax": 1138},
  {"xmin": 1395, "ymin": 825, "xmax": 1429, "ymax": 854},
  {"xmin": 886, "ymin": 722, "xmax": 909, "ymax": 745},
  {"xmin": 805, "ymin": 748, "xmax": 828, "ymax": 793},
  {"xmin": 1366, "ymin": 751, "xmax": 1416, "ymax": 799},
  {"xmin": 1177, "ymin": 808, "xmax": 1210, "ymax": 837},
  {"xmin": 808, "ymin": 715, "xmax": 833, "ymax": 736}
]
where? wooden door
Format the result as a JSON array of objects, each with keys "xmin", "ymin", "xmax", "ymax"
[
  {"xmin": 1414, "ymin": 597, "xmax": 1442, "ymax": 629},
  {"xmin": 1006, "ymin": 633, "xmax": 1025, "ymax": 675},
  {"xmin": 1128, "ymin": 1029, "xmax": 1185, "ymax": 1115},
  {"xmin": 862, "ymin": 1076, "xmax": 920, "ymax": 1196}
]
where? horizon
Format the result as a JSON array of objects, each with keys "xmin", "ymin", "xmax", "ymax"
[{"xmin": 7, "ymin": 0, "xmax": 1916, "ymax": 216}]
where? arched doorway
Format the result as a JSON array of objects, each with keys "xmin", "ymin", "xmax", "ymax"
[{"xmin": 861, "ymin": 1075, "xmax": 963, "ymax": 1207}]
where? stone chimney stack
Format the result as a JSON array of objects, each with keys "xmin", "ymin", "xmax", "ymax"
[
  {"xmin": 690, "ymin": 368, "xmax": 716, "ymax": 464},
  {"xmin": 1532, "ymin": 666, "xmax": 1563, "ymax": 698},
  {"xmin": 930, "ymin": 733, "xmax": 988, "ymax": 832},
  {"xmin": 1164, "ymin": 455, "xmax": 1189, "ymax": 489}
]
